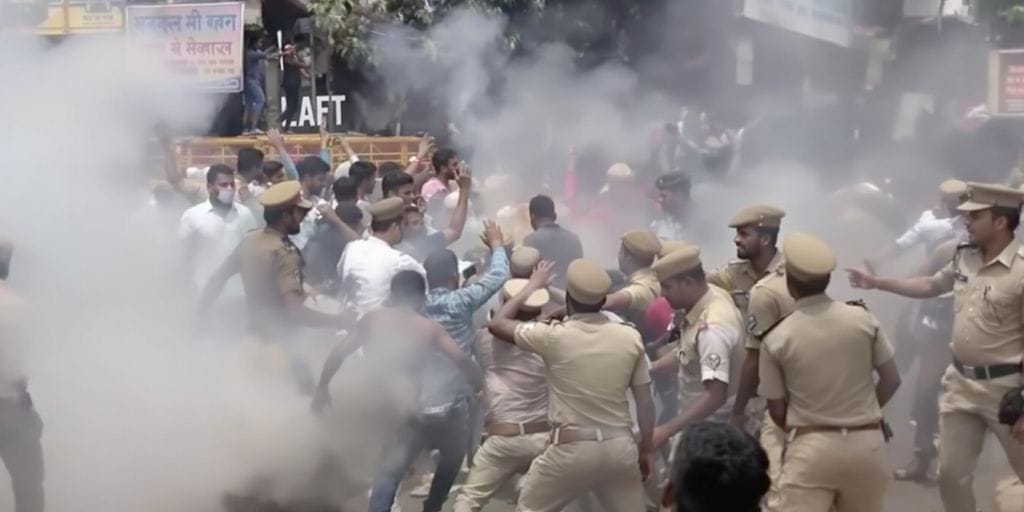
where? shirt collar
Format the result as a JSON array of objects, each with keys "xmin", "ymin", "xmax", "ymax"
[
  {"xmin": 683, "ymin": 287, "xmax": 715, "ymax": 326},
  {"xmin": 793, "ymin": 293, "xmax": 831, "ymax": 309},
  {"xmin": 628, "ymin": 267, "xmax": 655, "ymax": 282},
  {"xmin": 984, "ymin": 239, "xmax": 1021, "ymax": 269}
]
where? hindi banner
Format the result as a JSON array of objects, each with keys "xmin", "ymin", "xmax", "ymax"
[
  {"xmin": 742, "ymin": 0, "xmax": 852, "ymax": 48},
  {"xmin": 126, "ymin": 2, "xmax": 244, "ymax": 93}
]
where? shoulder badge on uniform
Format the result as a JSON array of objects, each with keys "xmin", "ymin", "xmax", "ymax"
[
  {"xmin": 747, "ymin": 313, "xmax": 758, "ymax": 332},
  {"xmin": 702, "ymin": 353, "xmax": 723, "ymax": 371},
  {"xmin": 845, "ymin": 299, "xmax": 868, "ymax": 310},
  {"xmin": 727, "ymin": 259, "xmax": 745, "ymax": 267}
]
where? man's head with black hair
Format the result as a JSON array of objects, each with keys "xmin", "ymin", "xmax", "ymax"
[
  {"xmin": 662, "ymin": 422, "xmax": 769, "ymax": 512},
  {"xmin": 528, "ymin": 195, "xmax": 557, "ymax": 230},
  {"xmin": 431, "ymin": 148, "xmax": 459, "ymax": 180},
  {"xmin": 423, "ymin": 249, "xmax": 460, "ymax": 291},
  {"xmin": 332, "ymin": 176, "xmax": 359, "ymax": 203},
  {"xmin": 389, "ymin": 270, "xmax": 427, "ymax": 310},
  {"xmin": 335, "ymin": 202, "xmax": 364, "ymax": 231},
  {"xmin": 206, "ymin": 164, "xmax": 236, "ymax": 206},
  {"xmin": 349, "ymin": 161, "xmax": 378, "ymax": 197},
  {"xmin": 237, "ymin": 147, "xmax": 264, "ymax": 182},
  {"xmin": 262, "ymin": 161, "xmax": 286, "ymax": 184},
  {"xmin": 382, "ymin": 171, "xmax": 416, "ymax": 206},
  {"xmin": 297, "ymin": 156, "xmax": 330, "ymax": 198},
  {"xmin": 379, "ymin": 161, "xmax": 403, "ymax": 177}
]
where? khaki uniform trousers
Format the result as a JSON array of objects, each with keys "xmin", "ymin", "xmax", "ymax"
[
  {"xmin": 453, "ymin": 432, "xmax": 548, "ymax": 512},
  {"xmin": 760, "ymin": 410, "xmax": 787, "ymax": 510},
  {"xmin": 0, "ymin": 398, "xmax": 44, "ymax": 512},
  {"xmin": 772, "ymin": 429, "xmax": 889, "ymax": 512},
  {"xmin": 516, "ymin": 437, "xmax": 643, "ymax": 512},
  {"xmin": 937, "ymin": 367, "xmax": 1024, "ymax": 512}
]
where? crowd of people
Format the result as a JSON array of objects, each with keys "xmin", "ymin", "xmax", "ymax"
[{"xmin": 1, "ymin": 120, "xmax": 1024, "ymax": 512}]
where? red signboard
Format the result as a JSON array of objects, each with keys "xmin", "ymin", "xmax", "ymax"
[{"xmin": 988, "ymin": 49, "xmax": 1024, "ymax": 117}]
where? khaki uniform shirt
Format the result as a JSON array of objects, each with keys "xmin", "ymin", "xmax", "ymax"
[
  {"xmin": 618, "ymin": 267, "xmax": 661, "ymax": 326},
  {"xmin": 759, "ymin": 295, "xmax": 895, "ymax": 427},
  {"xmin": 515, "ymin": 313, "xmax": 651, "ymax": 429},
  {"xmin": 930, "ymin": 240, "xmax": 1024, "ymax": 367},
  {"xmin": 745, "ymin": 267, "xmax": 795, "ymax": 350},
  {"xmin": 675, "ymin": 285, "xmax": 745, "ymax": 422},
  {"xmin": 239, "ymin": 229, "xmax": 305, "ymax": 338},
  {"xmin": 707, "ymin": 251, "xmax": 784, "ymax": 313}
]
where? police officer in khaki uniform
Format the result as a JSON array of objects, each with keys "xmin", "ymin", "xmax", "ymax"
[
  {"xmin": 761, "ymin": 232, "xmax": 901, "ymax": 512},
  {"xmin": 200, "ymin": 181, "xmax": 355, "ymax": 365},
  {"xmin": 604, "ymin": 229, "xmax": 662, "ymax": 327},
  {"xmin": 488, "ymin": 259, "xmax": 655, "ymax": 512},
  {"xmin": 848, "ymin": 182, "xmax": 1024, "ymax": 512},
  {"xmin": 649, "ymin": 245, "xmax": 746, "ymax": 448},
  {"xmin": 0, "ymin": 238, "xmax": 44, "ymax": 512},
  {"xmin": 707, "ymin": 205, "xmax": 786, "ymax": 313},
  {"xmin": 509, "ymin": 246, "xmax": 565, "ymax": 308},
  {"xmin": 454, "ymin": 280, "xmax": 550, "ymax": 512}
]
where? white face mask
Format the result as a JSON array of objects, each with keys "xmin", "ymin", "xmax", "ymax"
[{"xmin": 217, "ymin": 187, "xmax": 235, "ymax": 204}]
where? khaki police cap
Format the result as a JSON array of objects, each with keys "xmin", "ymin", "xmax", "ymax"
[
  {"xmin": 566, "ymin": 259, "xmax": 612, "ymax": 305},
  {"xmin": 259, "ymin": 181, "xmax": 314, "ymax": 209},
  {"xmin": 621, "ymin": 229, "xmax": 662, "ymax": 259},
  {"xmin": 607, "ymin": 163, "xmax": 634, "ymax": 182},
  {"xmin": 510, "ymin": 246, "xmax": 541, "ymax": 276},
  {"xmin": 651, "ymin": 245, "xmax": 702, "ymax": 281},
  {"xmin": 502, "ymin": 279, "xmax": 550, "ymax": 312},
  {"xmin": 783, "ymin": 232, "xmax": 836, "ymax": 282},
  {"xmin": 368, "ymin": 197, "xmax": 406, "ymax": 222},
  {"xmin": 939, "ymin": 179, "xmax": 967, "ymax": 197},
  {"xmin": 659, "ymin": 240, "xmax": 692, "ymax": 258},
  {"xmin": 728, "ymin": 204, "xmax": 786, "ymax": 228},
  {"xmin": 957, "ymin": 182, "xmax": 1024, "ymax": 212}
]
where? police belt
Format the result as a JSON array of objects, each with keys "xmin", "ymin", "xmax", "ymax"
[
  {"xmin": 550, "ymin": 426, "xmax": 633, "ymax": 445},
  {"xmin": 787, "ymin": 423, "xmax": 880, "ymax": 438},
  {"xmin": 486, "ymin": 421, "xmax": 550, "ymax": 437},
  {"xmin": 953, "ymin": 358, "xmax": 1023, "ymax": 381}
]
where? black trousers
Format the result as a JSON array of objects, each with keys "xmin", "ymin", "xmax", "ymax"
[{"xmin": 280, "ymin": 82, "xmax": 302, "ymax": 129}]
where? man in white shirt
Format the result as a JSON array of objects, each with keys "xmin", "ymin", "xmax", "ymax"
[
  {"xmin": 337, "ymin": 197, "xmax": 426, "ymax": 317},
  {"xmin": 865, "ymin": 178, "xmax": 968, "ymax": 270},
  {"xmin": 178, "ymin": 164, "xmax": 258, "ymax": 296}
]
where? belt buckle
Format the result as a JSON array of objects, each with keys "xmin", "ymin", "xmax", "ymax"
[
  {"xmin": 517, "ymin": 423, "xmax": 526, "ymax": 436},
  {"xmin": 962, "ymin": 364, "xmax": 980, "ymax": 380}
]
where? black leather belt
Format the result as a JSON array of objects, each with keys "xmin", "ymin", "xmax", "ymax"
[{"xmin": 953, "ymin": 359, "xmax": 1022, "ymax": 380}]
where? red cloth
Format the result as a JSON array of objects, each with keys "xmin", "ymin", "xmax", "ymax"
[{"xmin": 644, "ymin": 297, "xmax": 673, "ymax": 342}]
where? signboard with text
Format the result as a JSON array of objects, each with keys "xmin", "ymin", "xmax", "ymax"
[
  {"xmin": 2, "ymin": 0, "xmax": 124, "ymax": 34},
  {"xmin": 126, "ymin": 2, "xmax": 244, "ymax": 93},
  {"xmin": 742, "ymin": 0, "xmax": 852, "ymax": 48},
  {"xmin": 988, "ymin": 49, "xmax": 1024, "ymax": 117}
]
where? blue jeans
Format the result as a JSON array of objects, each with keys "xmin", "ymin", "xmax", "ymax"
[
  {"xmin": 368, "ymin": 402, "xmax": 469, "ymax": 512},
  {"xmin": 243, "ymin": 79, "xmax": 266, "ymax": 131}
]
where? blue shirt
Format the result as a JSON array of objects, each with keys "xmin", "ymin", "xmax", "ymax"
[{"xmin": 420, "ymin": 248, "xmax": 510, "ymax": 412}]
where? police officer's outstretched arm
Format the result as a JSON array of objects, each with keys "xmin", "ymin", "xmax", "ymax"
[
  {"xmin": 488, "ymin": 261, "xmax": 555, "ymax": 344},
  {"xmin": 845, "ymin": 265, "xmax": 946, "ymax": 299}
]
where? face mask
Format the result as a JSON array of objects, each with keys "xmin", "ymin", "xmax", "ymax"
[{"xmin": 217, "ymin": 187, "xmax": 235, "ymax": 204}]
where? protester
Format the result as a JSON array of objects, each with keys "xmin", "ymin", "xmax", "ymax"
[
  {"xmin": 660, "ymin": 422, "xmax": 769, "ymax": 512},
  {"xmin": 651, "ymin": 172, "xmax": 692, "ymax": 242},
  {"xmin": 177, "ymin": 164, "xmax": 258, "ymax": 296},
  {"xmin": 398, "ymin": 167, "xmax": 473, "ymax": 261},
  {"xmin": 337, "ymin": 197, "xmax": 425, "ymax": 316},
  {"xmin": 523, "ymin": 194, "xmax": 583, "ymax": 289},
  {"xmin": 243, "ymin": 33, "xmax": 284, "ymax": 135},
  {"xmin": 423, "ymin": 148, "xmax": 460, "ymax": 205},
  {"xmin": 350, "ymin": 161, "xmax": 379, "ymax": 210},
  {"xmin": 280, "ymin": 33, "xmax": 311, "ymax": 132},
  {"xmin": 262, "ymin": 160, "xmax": 287, "ymax": 185},
  {"xmin": 290, "ymin": 156, "xmax": 332, "ymax": 250}
]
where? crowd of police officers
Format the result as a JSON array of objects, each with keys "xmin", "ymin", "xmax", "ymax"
[{"xmin": 2, "ymin": 175, "xmax": 1024, "ymax": 512}]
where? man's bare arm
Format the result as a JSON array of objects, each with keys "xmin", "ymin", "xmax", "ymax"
[
  {"xmin": 632, "ymin": 382, "xmax": 656, "ymax": 454},
  {"xmin": 847, "ymin": 268, "xmax": 943, "ymax": 299},
  {"xmin": 657, "ymin": 380, "xmax": 728, "ymax": 442},
  {"xmin": 442, "ymin": 168, "xmax": 472, "ymax": 244},
  {"xmin": 650, "ymin": 350, "xmax": 679, "ymax": 378},
  {"xmin": 767, "ymin": 398, "xmax": 787, "ymax": 429},
  {"xmin": 603, "ymin": 291, "xmax": 630, "ymax": 311}
]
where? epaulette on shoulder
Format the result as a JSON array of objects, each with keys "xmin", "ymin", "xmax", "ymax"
[
  {"xmin": 726, "ymin": 259, "xmax": 746, "ymax": 267},
  {"xmin": 957, "ymin": 242, "xmax": 977, "ymax": 251},
  {"xmin": 846, "ymin": 299, "xmax": 869, "ymax": 310},
  {"xmin": 758, "ymin": 312, "xmax": 792, "ymax": 339}
]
